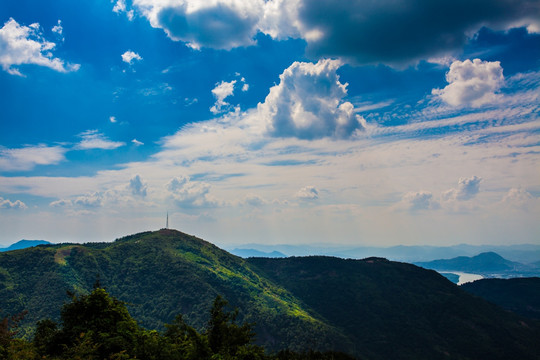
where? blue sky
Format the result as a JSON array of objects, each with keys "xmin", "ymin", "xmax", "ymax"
[{"xmin": 0, "ymin": 0, "xmax": 539, "ymax": 246}]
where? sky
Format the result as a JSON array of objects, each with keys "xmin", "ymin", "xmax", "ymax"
[{"xmin": 0, "ymin": 0, "xmax": 539, "ymax": 247}]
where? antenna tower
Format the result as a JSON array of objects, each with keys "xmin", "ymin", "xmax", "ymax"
[{"xmin": 166, "ymin": 211, "xmax": 169, "ymax": 229}]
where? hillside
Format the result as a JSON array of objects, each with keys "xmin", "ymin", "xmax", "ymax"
[
  {"xmin": 1, "ymin": 230, "xmax": 540, "ymax": 359},
  {"xmin": 249, "ymin": 256, "xmax": 540, "ymax": 359},
  {"xmin": 461, "ymin": 277, "xmax": 540, "ymax": 320}
]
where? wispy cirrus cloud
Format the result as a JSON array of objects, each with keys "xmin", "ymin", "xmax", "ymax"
[
  {"xmin": 76, "ymin": 130, "xmax": 125, "ymax": 150},
  {"xmin": 0, "ymin": 145, "xmax": 67, "ymax": 171}
]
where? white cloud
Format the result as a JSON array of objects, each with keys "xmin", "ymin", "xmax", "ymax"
[
  {"xmin": 74, "ymin": 192, "xmax": 103, "ymax": 208},
  {"xmin": 166, "ymin": 176, "xmax": 217, "ymax": 208},
  {"xmin": 51, "ymin": 20, "xmax": 63, "ymax": 37},
  {"xmin": 113, "ymin": 0, "xmax": 135, "ymax": 20},
  {"xmin": 258, "ymin": 59, "xmax": 366, "ymax": 139},
  {"xmin": 295, "ymin": 186, "xmax": 319, "ymax": 200},
  {"xmin": 432, "ymin": 59, "xmax": 505, "ymax": 107},
  {"xmin": 398, "ymin": 191, "xmax": 439, "ymax": 212},
  {"xmin": 76, "ymin": 130, "xmax": 125, "ymax": 150},
  {"xmin": 0, "ymin": 196, "xmax": 27, "ymax": 210},
  {"xmin": 210, "ymin": 80, "xmax": 237, "ymax": 114},
  {"xmin": 501, "ymin": 187, "xmax": 537, "ymax": 210},
  {"xmin": 0, "ymin": 18, "xmax": 79, "ymax": 76},
  {"xmin": 243, "ymin": 193, "xmax": 266, "ymax": 207},
  {"xmin": 129, "ymin": 175, "xmax": 147, "ymax": 197},
  {"xmin": 0, "ymin": 145, "xmax": 66, "ymax": 171},
  {"xmin": 110, "ymin": 116, "xmax": 117, "ymax": 123},
  {"xmin": 442, "ymin": 176, "xmax": 482, "ymax": 202},
  {"xmin": 49, "ymin": 199, "xmax": 72, "ymax": 207},
  {"xmin": 121, "ymin": 50, "xmax": 142, "ymax": 64},
  {"xmin": 131, "ymin": 139, "xmax": 144, "ymax": 146}
]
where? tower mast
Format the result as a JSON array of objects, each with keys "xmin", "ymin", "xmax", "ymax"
[{"xmin": 166, "ymin": 211, "xmax": 169, "ymax": 229}]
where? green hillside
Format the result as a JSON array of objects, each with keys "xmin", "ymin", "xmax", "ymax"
[
  {"xmin": 0, "ymin": 230, "xmax": 345, "ymax": 353},
  {"xmin": 1, "ymin": 230, "xmax": 540, "ymax": 359}
]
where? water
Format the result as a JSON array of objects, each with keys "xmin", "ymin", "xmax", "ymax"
[{"xmin": 449, "ymin": 272, "xmax": 484, "ymax": 285}]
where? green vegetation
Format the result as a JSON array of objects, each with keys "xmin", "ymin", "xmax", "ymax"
[
  {"xmin": 1, "ymin": 286, "xmax": 352, "ymax": 360},
  {"xmin": 1, "ymin": 229, "xmax": 540, "ymax": 359}
]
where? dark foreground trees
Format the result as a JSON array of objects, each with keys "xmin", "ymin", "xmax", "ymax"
[{"xmin": 1, "ymin": 287, "xmax": 354, "ymax": 360}]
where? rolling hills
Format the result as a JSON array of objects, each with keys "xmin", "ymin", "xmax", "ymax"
[{"xmin": 1, "ymin": 229, "xmax": 539, "ymax": 359}]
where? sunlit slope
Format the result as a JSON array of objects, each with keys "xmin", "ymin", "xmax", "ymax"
[{"xmin": 0, "ymin": 229, "xmax": 348, "ymax": 352}]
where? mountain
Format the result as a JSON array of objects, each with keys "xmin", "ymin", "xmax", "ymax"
[
  {"xmin": 414, "ymin": 251, "xmax": 537, "ymax": 276},
  {"xmin": 0, "ymin": 239, "xmax": 51, "ymax": 252},
  {"xmin": 229, "ymin": 248, "xmax": 287, "ymax": 258},
  {"xmin": 1, "ymin": 229, "xmax": 539, "ymax": 359},
  {"xmin": 461, "ymin": 277, "xmax": 540, "ymax": 320},
  {"xmin": 230, "ymin": 243, "xmax": 540, "ymax": 263}
]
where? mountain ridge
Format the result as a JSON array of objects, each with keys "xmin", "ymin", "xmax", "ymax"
[{"xmin": 1, "ymin": 229, "xmax": 539, "ymax": 359}]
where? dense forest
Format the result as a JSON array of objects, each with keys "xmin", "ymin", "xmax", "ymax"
[
  {"xmin": 0, "ymin": 284, "xmax": 353, "ymax": 359},
  {"xmin": 1, "ymin": 229, "xmax": 539, "ymax": 359}
]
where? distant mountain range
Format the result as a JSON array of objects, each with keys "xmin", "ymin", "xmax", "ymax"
[
  {"xmin": 415, "ymin": 252, "xmax": 540, "ymax": 279},
  {"xmin": 0, "ymin": 239, "xmax": 51, "ymax": 252},
  {"xmin": 229, "ymin": 248, "xmax": 287, "ymax": 258},
  {"xmin": 227, "ymin": 243, "xmax": 540, "ymax": 264},
  {"xmin": 1, "ymin": 229, "xmax": 539, "ymax": 359}
]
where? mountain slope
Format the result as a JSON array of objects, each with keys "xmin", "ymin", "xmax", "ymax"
[
  {"xmin": 461, "ymin": 277, "xmax": 540, "ymax": 320},
  {"xmin": 248, "ymin": 256, "xmax": 540, "ymax": 359},
  {"xmin": 0, "ymin": 230, "xmax": 539, "ymax": 359},
  {"xmin": 0, "ymin": 229, "xmax": 345, "ymax": 352}
]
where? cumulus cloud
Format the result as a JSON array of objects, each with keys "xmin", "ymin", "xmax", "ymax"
[
  {"xmin": 399, "ymin": 191, "xmax": 439, "ymax": 211},
  {"xmin": 442, "ymin": 176, "xmax": 482, "ymax": 201},
  {"xmin": 501, "ymin": 187, "xmax": 536, "ymax": 209},
  {"xmin": 0, "ymin": 18, "xmax": 80, "ymax": 76},
  {"xmin": 432, "ymin": 59, "xmax": 505, "ymax": 107},
  {"xmin": 0, "ymin": 196, "xmax": 27, "ymax": 210},
  {"xmin": 166, "ymin": 176, "xmax": 216, "ymax": 208},
  {"xmin": 0, "ymin": 145, "xmax": 66, "ymax": 171},
  {"xmin": 74, "ymin": 192, "xmax": 103, "ymax": 208},
  {"xmin": 295, "ymin": 186, "xmax": 319, "ymax": 200},
  {"xmin": 210, "ymin": 80, "xmax": 237, "ymax": 114},
  {"xmin": 134, "ymin": 0, "xmax": 263, "ymax": 50},
  {"xmin": 76, "ymin": 130, "xmax": 125, "ymax": 150},
  {"xmin": 131, "ymin": 0, "xmax": 539, "ymax": 65},
  {"xmin": 258, "ymin": 59, "xmax": 365, "ymax": 139},
  {"xmin": 121, "ymin": 50, "xmax": 142, "ymax": 64},
  {"xmin": 129, "ymin": 175, "xmax": 147, "ymax": 197},
  {"xmin": 243, "ymin": 193, "xmax": 266, "ymax": 207}
]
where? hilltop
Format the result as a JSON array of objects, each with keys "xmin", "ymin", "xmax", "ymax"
[{"xmin": 1, "ymin": 229, "xmax": 539, "ymax": 359}]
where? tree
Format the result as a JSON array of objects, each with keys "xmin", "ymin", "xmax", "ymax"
[
  {"xmin": 206, "ymin": 295, "xmax": 265, "ymax": 360},
  {"xmin": 34, "ymin": 287, "xmax": 139, "ymax": 359}
]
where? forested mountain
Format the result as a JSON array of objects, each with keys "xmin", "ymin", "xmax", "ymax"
[
  {"xmin": 1, "ymin": 229, "xmax": 539, "ymax": 359},
  {"xmin": 461, "ymin": 277, "xmax": 540, "ymax": 320}
]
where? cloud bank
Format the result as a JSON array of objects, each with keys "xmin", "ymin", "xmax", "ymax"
[{"xmin": 131, "ymin": 0, "xmax": 540, "ymax": 65}]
